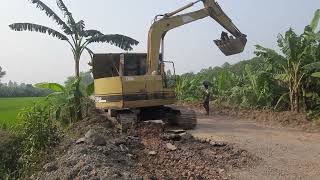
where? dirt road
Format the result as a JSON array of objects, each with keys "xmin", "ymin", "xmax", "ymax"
[{"xmin": 191, "ymin": 114, "xmax": 320, "ymax": 180}]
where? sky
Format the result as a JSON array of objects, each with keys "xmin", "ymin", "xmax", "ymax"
[{"xmin": 0, "ymin": 0, "xmax": 319, "ymax": 84}]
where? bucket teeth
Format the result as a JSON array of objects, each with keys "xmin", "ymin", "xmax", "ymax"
[{"xmin": 214, "ymin": 35, "xmax": 247, "ymax": 56}]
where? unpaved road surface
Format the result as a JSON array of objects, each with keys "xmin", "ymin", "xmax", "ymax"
[{"xmin": 191, "ymin": 114, "xmax": 320, "ymax": 180}]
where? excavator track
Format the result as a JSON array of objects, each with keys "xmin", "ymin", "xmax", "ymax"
[
  {"xmin": 174, "ymin": 108, "xmax": 197, "ymax": 130},
  {"xmin": 105, "ymin": 106, "xmax": 197, "ymax": 133},
  {"xmin": 166, "ymin": 106, "xmax": 197, "ymax": 130}
]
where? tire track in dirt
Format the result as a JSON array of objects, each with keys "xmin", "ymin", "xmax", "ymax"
[{"xmin": 191, "ymin": 115, "xmax": 320, "ymax": 180}]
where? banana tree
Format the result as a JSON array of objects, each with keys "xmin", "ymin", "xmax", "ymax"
[
  {"xmin": 9, "ymin": 0, "xmax": 139, "ymax": 120},
  {"xmin": 35, "ymin": 80, "xmax": 92, "ymax": 124},
  {"xmin": 255, "ymin": 9, "xmax": 320, "ymax": 112}
]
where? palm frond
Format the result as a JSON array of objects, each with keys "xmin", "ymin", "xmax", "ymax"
[
  {"xmin": 76, "ymin": 20, "xmax": 85, "ymax": 32},
  {"xmin": 302, "ymin": 62, "xmax": 320, "ymax": 71},
  {"xmin": 56, "ymin": 0, "xmax": 76, "ymax": 32},
  {"xmin": 85, "ymin": 47, "xmax": 94, "ymax": 59},
  {"xmin": 310, "ymin": 9, "xmax": 320, "ymax": 32},
  {"xmin": 88, "ymin": 34, "xmax": 139, "ymax": 51},
  {"xmin": 35, "ymin": 82, "xmax": 65, "ymax": 92},
  {"xmin": 312, "ymin": 72, "xmax": 320, "ymax": 78},
  {"xmin": 86, "ymin": 82, "xmax": 94, "ymax": 96},
  {"xmin": 84, "ymin": 30, "xmax": 103, "ymax": 37},
  {"xmin": 9, "ymin": 23, "xmax": 69, "ymax": 41},
  {"xmin": 274, "ymin": 92, "xmax": 289, "ymax": 110},
  {"xmin": 29, "ymin": 0, "xmax": 72, "ymax": 34}
]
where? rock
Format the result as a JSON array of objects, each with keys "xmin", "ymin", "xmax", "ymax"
[
  {"xmin": 76, "ymin": 137, "xmax": 85, "ymax": 144},
  {"xmin": 218, "ymin": 168, "xmax": 225, "ymax": 173},
  {"xmin": 84, "ymin": 129, "xmax": 106, "ymax": 146},
  {"xmin": 148, "ymin": 151, "xmax": 157, "ymax": 155},
  {"xmin": 119, "ymin": 144, "xmax": 129, "ymax": 152},
  {"xmin": 209, "ymin": 141, "xmax": 217, "ymax": 146},
  {"xmin": 143, "ymin": 120, "xmax": 165, "ymax": 131},
  {"xmin": 90, "ymin": 176, "xmax": 100, "ymax": 180},
  {"xmin": 113, "ymin": 138, "xmax": 126, "ymax": 146},
  {"xmin": 85, "ymin": 129, "xmax": 97, "ymax": 139},
  {"xmin": 127, "ymin": 154, "xmax": 134, "ymax": 158},
  {"xmin": 161, "ymin": 133, "xmax": 182, "ymax": 141},
  {"xmin": 210, "ymin": 141, "xmax": 227, "ymax": 147},
  {"xmin": 180, "ymin": 133, "xmax": 193, "ymax": 140},
  {"xmin": 43, "ymin": 162, "xmax": 58, "ymax": 172},
  {"xmin": 166, "ymin": 143, "xmax": 177, "ymax": 151},
  {"xmin": 92, "ymin": 136, "xmax": 106, "ymax": 146}
]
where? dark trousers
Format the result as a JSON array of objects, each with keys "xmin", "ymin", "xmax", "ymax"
[{"xmin": 203, "ymin": 100, "xmax": 209, "ymax": 115}]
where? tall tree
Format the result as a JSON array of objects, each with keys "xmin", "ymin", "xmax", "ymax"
[
  {"xmin": 9, "ymin": 0, "xmax": 139, "ymax": 120},
  {"xmin": 0, "ymin": 66, "xmax": 6, "ymax": 80}
]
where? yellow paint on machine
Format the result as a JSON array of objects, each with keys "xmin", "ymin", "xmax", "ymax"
[
  {"xmin": 124, "ymin": 99, "xmax": 176, "ymax": 108},
  {"xmin": 94, "ymin": 75, "xmax": 176, "ymax": 109},
  {"xmin": 94, "ymin": 77, "xmax": 123, "ymax": 95}
]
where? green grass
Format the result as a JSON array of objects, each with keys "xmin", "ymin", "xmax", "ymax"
[{"xmin": 0, "ymin": 97, "xmax": 45, "ymax": 128}]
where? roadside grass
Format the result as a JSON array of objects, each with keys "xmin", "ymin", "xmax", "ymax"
[{"xmin": 0, "ymin": 97, "xmax": 45, "ymax": 128}]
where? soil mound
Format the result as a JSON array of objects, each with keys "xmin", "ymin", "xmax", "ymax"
[{"xmin": 34, "ymin": 112, "xmax": 259, "ymax": 180}]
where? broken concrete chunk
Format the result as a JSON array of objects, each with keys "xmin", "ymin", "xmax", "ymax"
[
  {"xmin": 84, "ymin": 129, "xmax": 106, "ymax": 146},
  {"xmin": 85, "ymin": 129, "xmax": 97, "ymax": 139},
  {"xmin": 76, "ymin": 137, "xmax": 85, "ymax": 144},
  {"xmin": 166, "ymin": 143, "xmax": 177, "ymax": 151},
  {"xmin": 148, "ymin": 151, "xmax": 157, "ymax": 155}
]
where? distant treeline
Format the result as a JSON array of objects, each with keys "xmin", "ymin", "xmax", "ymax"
[{"xmin": 0, "ymin": 81, "xmax": 52, "ymax": 97}]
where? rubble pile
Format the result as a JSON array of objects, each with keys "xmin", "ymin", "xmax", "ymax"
[{"xmin": 35, "ymin": 114, "xmax": 259, "ymax": 180}]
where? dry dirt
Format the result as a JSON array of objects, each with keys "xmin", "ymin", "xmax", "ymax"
[
  {"xmin": 32, "ymin": 106, "xmax": 320, "ymax": 180},
  {"xmin": 192, "ymin": 112, "xmax": 320, "ymax": 180},
  {"xmin": 33, "ymin": 111, "xmax": 259, "ymax": 180}
]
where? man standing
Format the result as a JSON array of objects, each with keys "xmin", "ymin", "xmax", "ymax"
[{"xmin": 202, "ymin": 81, "xmax": 211, "ymax": 115}]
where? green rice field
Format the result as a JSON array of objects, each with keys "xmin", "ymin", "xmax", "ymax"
[{"xmin": 0, "ymin": 97, "xmax": 44, "ymax": 127}]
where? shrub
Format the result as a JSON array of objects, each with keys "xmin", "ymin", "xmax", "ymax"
[
  {"xmin": 0, "ymin": 132, "xmax": 21, "ymax": 179},
  {"xmin": 16, "ymin": 102, "xmax": 60, "ymax": 176}
]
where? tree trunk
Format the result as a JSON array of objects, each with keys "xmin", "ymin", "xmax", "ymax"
[
  {"xmin": 296, "ymin": 94, "xmax": 300, "ymax": 113},
  {"xmin": 75, "ymin": 58, "xmax": 80, "ymax": 78},
  {"xmin": 289, "ymin": 86, "xmax": 294, "ymax": 112},
  {"xmin": 74, "ymin": 56, "xmax": 82, "ymax": 121}
]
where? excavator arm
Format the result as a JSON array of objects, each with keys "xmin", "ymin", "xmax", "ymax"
[{"xmin": 147, "ymin": 0, "xmax": 247, "ymax": 75}]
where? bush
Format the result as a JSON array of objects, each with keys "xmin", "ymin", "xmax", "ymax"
[
  {"xmin": 0, "ymin": 132, "xmax": 21, "ymax": 179},
  {"xmin": 16, "ymin": 102, "xmax": 60, "ymax": 176}
]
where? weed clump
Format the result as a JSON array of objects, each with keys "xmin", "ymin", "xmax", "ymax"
[{"xmin": 0, "ymin": 103, "xmax": 60, "ymax": 179}]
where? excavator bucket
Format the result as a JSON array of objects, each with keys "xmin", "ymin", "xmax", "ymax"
[{"xmin": 214, "ymin": 35, "xmax": 247, "ymax": 56}]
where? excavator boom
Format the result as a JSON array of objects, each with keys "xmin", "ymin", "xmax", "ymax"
[
  {"xmin": 147, "ymin": 0, "xmax": 247, "ymax": 74},
  {"xmin": 204, "ymin": 0, "xmax": 247, "ymax": 55}
]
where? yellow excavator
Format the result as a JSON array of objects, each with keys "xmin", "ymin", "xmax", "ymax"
[{"xmin": 92, "ymin": 0, "xmax": 247, "ymax": 132}]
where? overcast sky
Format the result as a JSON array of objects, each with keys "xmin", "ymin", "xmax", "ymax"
[{"xmin": 0, "ymin": 0, "xmax": 319, "ymax": 84}]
